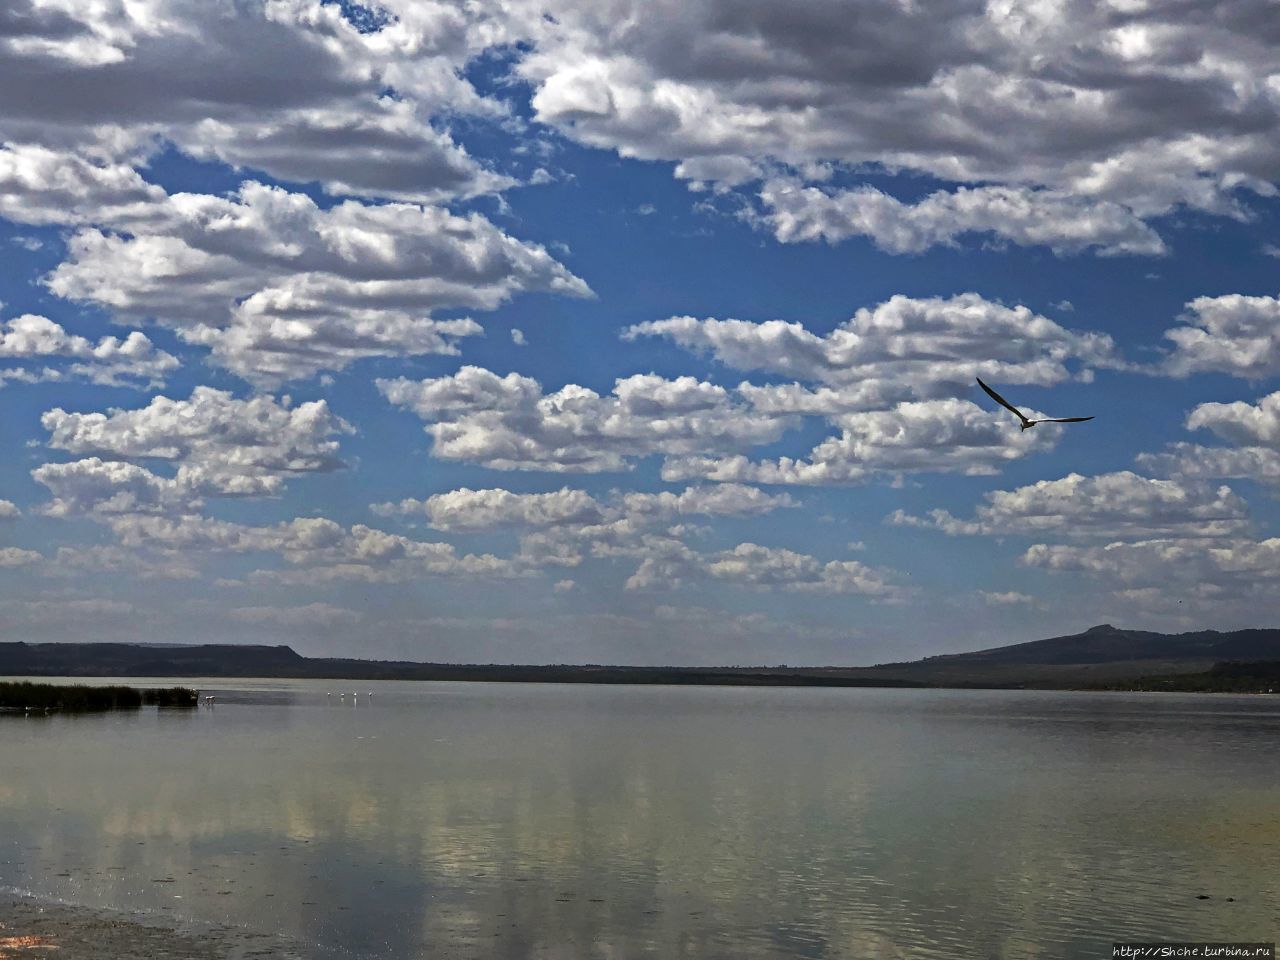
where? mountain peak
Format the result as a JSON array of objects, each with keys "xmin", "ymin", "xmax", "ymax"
[{"xmin": 1084, "ymin": 624, "xmax": 1119, "ymax": 634}]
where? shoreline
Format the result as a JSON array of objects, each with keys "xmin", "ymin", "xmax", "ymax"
[
  {"xmin": 0, "ymin": 891, "xmax": 304, "ymax": 960},
  {"xmin": 5, "ymin": 672, "xmax": 1280, "ymax": 695},
  {"xmin": 7, "ymin": 632, "xmax": 1280, "ymax": 692}
]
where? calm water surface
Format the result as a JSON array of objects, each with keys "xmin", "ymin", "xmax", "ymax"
[{"xmin": 1, "ymin": 680, "xmax": 1278, "ymax": 958}]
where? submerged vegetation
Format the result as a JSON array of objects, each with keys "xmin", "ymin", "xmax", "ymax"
[{"xmin": 0, "ymin": 682, "xmax": 199, "ymax": 713}]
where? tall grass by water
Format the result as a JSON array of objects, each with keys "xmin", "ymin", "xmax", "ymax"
[{"xmin": 0, "ymin": 682, "xmax": 198, "ymax": 713}]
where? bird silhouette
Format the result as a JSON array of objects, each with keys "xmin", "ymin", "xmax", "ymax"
[{"xmin": 976, "ymin": 378, "xmax": 1093, "ymax": 431}]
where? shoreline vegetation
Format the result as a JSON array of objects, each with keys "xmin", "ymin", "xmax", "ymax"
[
  {"xmin": 0, "ymin": 682, "xmax": 198, "ymax": 714},
  {"xmin": 1, "ymin": 893, "xmax": 294, "ymax": 959},
  {"xmin": 1099, "ymin": 660, "xmax": 1280, "ymax": 694}
]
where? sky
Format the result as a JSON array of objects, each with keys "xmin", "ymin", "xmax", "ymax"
[{"xmin": 2, "ymin": 0, "xmax": 1280, "ymax": 665}]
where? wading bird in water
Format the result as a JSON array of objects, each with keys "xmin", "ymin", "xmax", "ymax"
[{"xmin": 976, "ymin": 378, "xmax": 1094, "ymax": 431}]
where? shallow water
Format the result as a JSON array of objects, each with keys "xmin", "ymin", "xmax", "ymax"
[{"xmin": 1, "ymin": 680, "xmax": 1278, "ymax": 959}]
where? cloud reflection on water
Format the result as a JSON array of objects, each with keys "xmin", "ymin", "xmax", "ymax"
[{"xmin": 1, "ymin": 684, "xmax": 1278, "ymax": 959}]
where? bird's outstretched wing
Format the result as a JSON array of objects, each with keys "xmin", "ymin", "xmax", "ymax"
[
  {"xmin": 976, "ymin": 377, "xmax": 1028, "ymax": 421},
  {"xmin": 1039, "ymin": 417, "xmax": 1094, "ymax": 423}
]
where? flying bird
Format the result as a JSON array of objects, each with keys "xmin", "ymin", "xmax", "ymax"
[{"xmin": 976, "ymin": 378, "xmax": 1094, "ymax": 431}]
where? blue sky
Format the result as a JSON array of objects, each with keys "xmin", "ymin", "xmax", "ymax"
[{"xmin": 2, "ymin": 0, "xmax": 1280, "ymax": 664}]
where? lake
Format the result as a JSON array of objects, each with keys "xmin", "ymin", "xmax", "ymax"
[{"xmin": 2, "ymin": 681, "xmax": 1278, "ymax": 958}]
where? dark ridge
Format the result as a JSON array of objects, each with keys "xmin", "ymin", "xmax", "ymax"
[
  {"xmin": 0, "ymin": 643, "xmax": 926, "ymax": 688},
  {"xmin": 903, "ymin": 625, "xmax": 1280, "ymax": 666},
  {"xmin": 0, "ymin": 642, "xmax": 302, "ymax": 678},
  {"xmin": 4, "ymin": 627, "xmax": 1280, "ymax": 690}
]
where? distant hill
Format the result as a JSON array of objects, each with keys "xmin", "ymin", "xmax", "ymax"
[
  {"xmin": 0, "ymin": 642, "xmax": 306, "ymax": 678},
  {"xmin": 852, "ymin": 624, "xmax": 1280, "ymax": 688},
  {"xmin": 3, "ymin": 625, "xmax": 1280, "ymax": 689},
  {"xmin": 922, "ymin": 624, "xmax": 1280, "ymax": 665},
  {"xmin": 0, "ymin": 641, "xmax": 920, "ymax": 687}
]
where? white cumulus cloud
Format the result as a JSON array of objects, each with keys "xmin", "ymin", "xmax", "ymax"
[
  {"xmin": 759, "ymin": 180, "xmax": 1166, "ymax": 256},
  {"xmin": 890, "ymin": 471, "xmax": 1250, "ymax": 540},
  {"xmin": 379, "ymin": 366, "xmax": 790, "ymax": 472},
  {"xmin": 1164, "ymin": 295, "xmax": 1280, "ymax": 379},
  {"xmin": 663, "ymin": 399, "xmax": 1058, "ymax": 485},
  {"xmin": 627, "ymin": 293, "xmax": 1118, "ymax": 401},
  {"xmin": 1138, "ymin": 391, "xmax": 1280, "ymax": 487},
  {"xmin": 514, "ymin": 0, "xmax": 1280, "ymax": 251},
  {"xmin": 36, "ymin": 179, "xmax": 587, "ymax": 385},
  {"xmin": 0, "ymin": 313, "xmax": 177, "ymax": 388}
]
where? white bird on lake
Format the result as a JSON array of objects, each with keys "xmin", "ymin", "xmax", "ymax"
[{"xmin": 976, "ymin": 377, "xmax": 1094, "ymax": 431}]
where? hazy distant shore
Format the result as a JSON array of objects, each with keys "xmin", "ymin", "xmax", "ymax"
[{"xmin": 5, "ymin": 626, "xmax": 1280, "ymax": 691}]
